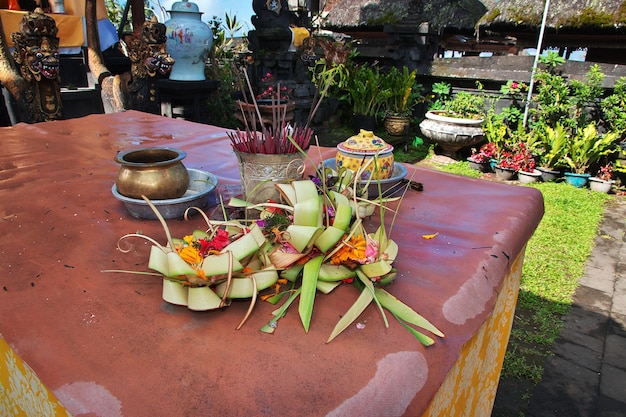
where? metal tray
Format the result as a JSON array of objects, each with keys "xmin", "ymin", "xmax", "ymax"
[
  {"xmin": 321, "ymin": 158, "xmax": 408, "ymax": 198},
  {"xmin": 112, "ymin": 168, "xmax": 218, "ymax": 219}
]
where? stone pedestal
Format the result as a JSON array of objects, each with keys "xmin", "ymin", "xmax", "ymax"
[{"xmin": 157, "ymin": 79, "xmax": 219, "ymax": 123}]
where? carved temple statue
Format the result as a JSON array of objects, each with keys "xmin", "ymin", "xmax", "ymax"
[
  {"xmin": 118, "ymin": 18, "xmax": 175, "ymax": 113},
  {"xmin": 86, "ymin": 0, "xmax": 174, "ymax": 114},
  {"xmin": 248, "ymin": 0, "xmax": 293, "ymax": 56},
  {"xmin": 0, "ymin": 8, "xmax": 62, "ymax": 123}
]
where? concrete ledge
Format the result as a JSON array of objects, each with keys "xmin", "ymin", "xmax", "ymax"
[{"xmin": 429, "ymin": 56, "xmax": 626, "ymax": 86}]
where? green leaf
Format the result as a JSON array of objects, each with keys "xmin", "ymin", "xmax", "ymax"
[
  {"xmin": 314, "ymin": 226, "xmax": 346, "ymax": 253},
  {"xmin": 375, "ymin": 288, "xmax": 445, "ymax": 338},
  {"xmin": 316, "ymin": 280, "xmax": 341, "ymax": 294},
  {"xmin": 318, "ymin": 263, "xmax": 355, "ymax": 282},
  {"xmin": 293, "ymin": 197, "xmax": 322, "ymax": 227},
  {"xmin": 327, "ymin": 286, "xmax": 374, "ymax": 343},
  {"xmin": 280, "ymin": 263, "xmax": 304, "ymax": 282},
  {"xmin": 260, "ymin": 288, "xmax": 301, "ymax": 334},
  {"xmin": 227, "ymin": 197, "xmax": 254, "ymax": 208},
  {"xmin": 393, "ymin": 313, "xmax": 436, "ymax": 346},
  {"xmin": 147, "ymin": 245, "xmax": 171, "ymax": 276},
  {"xmin": 356, "ymin": 270, "xmax": 389, "ymax": 328},
  {"xmin": 298, "ymin": 255, "xmax": 324, "ymax": 332}
]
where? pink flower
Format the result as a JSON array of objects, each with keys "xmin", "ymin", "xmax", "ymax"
[{"xmin": 363, "ymin": 240, "xmax": 379, "ymax": 264}]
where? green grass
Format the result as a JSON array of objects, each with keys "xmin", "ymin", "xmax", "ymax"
[
  {"xmin": 392, "ymin": 142, "xmax": 616, "ymax": 412},
  {"xmin": 435, "ymin": 160, "xmax": 485, "ymax": 178},
  {"xmin": 409, "ymin": 156, "xmax": 614, "ymax": 383},
  {"xmin": 502, "ymin": 182, "xmax": 612, "ymax": 381},
  {"xmin": 393, "ymin": 141, "xmax": 433, "ymax": 163}
]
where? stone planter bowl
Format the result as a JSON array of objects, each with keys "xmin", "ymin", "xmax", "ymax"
[{"xmin": 419, "ymin": 111, "xmax": 485, "ymax": 158}]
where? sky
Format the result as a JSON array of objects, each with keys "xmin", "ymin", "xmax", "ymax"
[{"xmin": 152, "ymin": 0, "xmax": 254, "ymax": 36}]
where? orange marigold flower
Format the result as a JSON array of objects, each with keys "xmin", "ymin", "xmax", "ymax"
[
  {"xmin": 178, "ymin": 240, "xmax": 202, "ymax": 267},
  {"xmin": 330, "ymin": 235, "xmax": 367, "ymax": 266}
]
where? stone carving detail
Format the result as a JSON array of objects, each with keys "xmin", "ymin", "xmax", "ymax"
[
  {"xmin": 119, "ymin": 19, "xmax": 175, "ymax": 114},
  {"xmin": 86, "ymin": 0, "xmax": 174, "ymax": 114},
  {"xmin": 248, "ymin": 0, "xmax": 292, "ymax": 55},
  {"xmin": 2, "ymin": 8, "xmax": 63, "ymax": 122}
]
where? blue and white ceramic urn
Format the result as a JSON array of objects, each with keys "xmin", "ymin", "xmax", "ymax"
[{"xmin": 164, "ymin": 0, "xmax": 213, "ymax": 81}]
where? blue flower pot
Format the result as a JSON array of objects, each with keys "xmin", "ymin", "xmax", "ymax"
[{"xmin": 564, "ymin": 172, "xmax": 590, "ymax": 188}]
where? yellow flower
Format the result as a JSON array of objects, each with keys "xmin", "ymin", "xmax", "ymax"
[{"xmin": 177, "ymin": 235, "xmax": 206, "ymax": 281}]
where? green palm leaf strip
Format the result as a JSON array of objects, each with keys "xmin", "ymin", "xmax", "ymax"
[
  {"xmin": 326, "ymin": 285, "xmax": 374, "ymax": 343},
  {"xmin": 299, "ymin": 255, "xmax": 324, "ymax": 332},
  {"xmin": 260, "ymin": 288, "xmax": 301, "ymax": 334},
  {"xmin": 391, "ymin": 312, "xmax": 436, "ymax": 346},
  {"xmin": 356, "ymin": 269, "xmax": 389, "ymax": 328},
  {"xmin": 326, "ymin": 269, "xmax": 393, "ymax": 343},
  {"xmin": 374, "ymin": 288, "xmax": 445, "ymax": 339}
]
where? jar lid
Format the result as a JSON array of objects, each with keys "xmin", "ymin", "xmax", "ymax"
[
  {"xmin": 337, "ymin": 129, "xmax": 393, "ymax": 155},
  {"xmin": 169, "ymin": 0, "xmax": 202, "ymax": 13}
]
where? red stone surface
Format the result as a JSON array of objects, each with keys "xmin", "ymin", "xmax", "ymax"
[{"xmin": 0, "ymin": 111, "xmax": 544, "ymax": 416}]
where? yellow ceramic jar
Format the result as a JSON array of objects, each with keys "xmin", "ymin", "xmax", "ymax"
[{"xmin": 336, "ymin": 130, "xmax": 394, "ymax": 180}]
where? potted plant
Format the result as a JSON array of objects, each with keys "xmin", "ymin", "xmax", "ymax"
[
  {"xmin": 308, "ymin": 38, "xmax": 353, "ymax": 128},
  {"xmin": 344, "ymin": 64, "xmax": 391, "ymax": 131},
  {"xmin": 230, "ymin": 70, "xmax": 313, "ymax": 204},
  {"xmin": 562, "ymin": 123, "xmax": 619, "ymax": 188},
  {"xmin": 419, "ymin": 82, "xmax": 486, "ymax": 157},
  {"xmin": 235, "ymin": 72, "xmax": 296, "ymax": 128},
  {"xmin": 381, "ymin": 66, "xmax": 423, "ymax": 136},
  {"xmin": 589, "ymin": 163, "xmax": 615, "ymax": 193},
  {"xmin": 514, "ymin": 143, "xmax": 541, "ymax": 184},
  {"xmin": 494, "ymin": 149, "xmax": 518, "ymax": 181},
  {"xmin": 533, "ymin": 123, "xmax": 568, "ymax": 181},
  {"xmin": 467, "ymin": 143, "xmax": 496, "ymax": 172},
  {"xmin": 601, "ymin": 77, "xmax": 626, "ymax": 142},
  {"xmin": 493, "ymin": 141, "xmax": 536, "ymax": 182}
]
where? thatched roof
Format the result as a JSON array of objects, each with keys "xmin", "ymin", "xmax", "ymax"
[
  {"xmin": 478, "ymin": 0, "xmax": 626, "ymax": 29},
  {"xmin": 321, "ymin": 0, "xmax": 487, "ymax": 30},
  {"xmin": 321, "ymin": 0, "xmax": 626, "ymax": 31}
]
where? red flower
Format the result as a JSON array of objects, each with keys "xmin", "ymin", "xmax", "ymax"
[{"xmin": 199, "ymin": 229, "xmax": 230, "ymax": 255}]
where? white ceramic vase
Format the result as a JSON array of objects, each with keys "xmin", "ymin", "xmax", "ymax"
[{"xmin": 164, "ymin": 0, "xmax": 213, "ymax": 81}]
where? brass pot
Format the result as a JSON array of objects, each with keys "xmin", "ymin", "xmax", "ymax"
[{"xmin": 115, "ymin": 147, "xmax": 189, "ymax": 200}]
